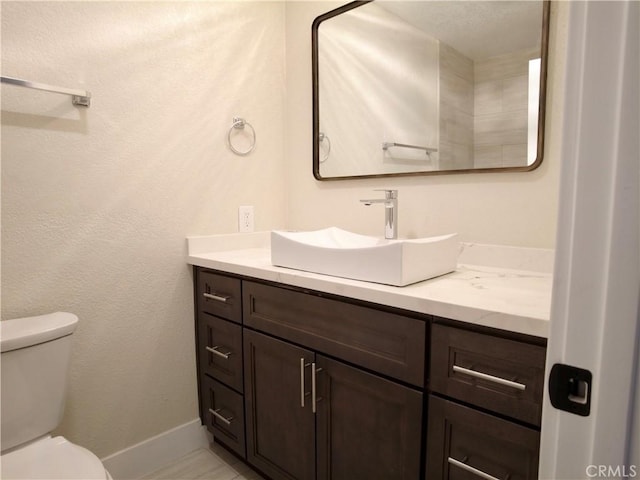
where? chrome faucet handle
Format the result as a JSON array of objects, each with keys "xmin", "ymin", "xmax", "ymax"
[{"xmin": 374, "ymin": 189, "xmax": 398, "ymax": 199}]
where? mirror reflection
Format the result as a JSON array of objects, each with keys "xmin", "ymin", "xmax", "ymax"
[{"xmin": 312, "ymin": 0, "xmax": 549, "ymax": 180}]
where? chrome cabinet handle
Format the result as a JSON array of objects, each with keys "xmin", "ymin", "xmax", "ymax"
[
  {"xmin": 300, "ymin": 358, "xmax": 311, "ymax": 407},
  {"xmin": 448, "ymin": 457, "xmax": 501, "ymax": 480},
  {"xmin": 301, "ymin": 358, "xmax": 305, "ymax": 407},
  {"xmin": 300, "ymin": 359, "xmax": 320, "ymax": 411},
  {"xmin": 206, "ymin": 345, "xmax": 232, "ymax": 360},
  {"xmin": 311, "ymin": 363, "xmax": 323, "ymax": 413},
  {"xmin": 452, "ymin": 364, "xmax": 526, "ymax": 391},
  {"xmin": 209, "ymin": 408, "xmax": 233, "ymax": 426},
  {"xmin": 203, "ymin": 292, "xmax": 230, "ymax": 303}
]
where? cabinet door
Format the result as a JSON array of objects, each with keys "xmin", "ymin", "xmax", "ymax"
[
  {"xmin": 316, "ymin": 355, "xmax": 423, "ymax": 480},
  {"xmin": 426, "ymin": 395, "xmax": 540, "ymax": 480},
  {"xmin": 244, "ymin": 329, "xmax": 316, "ymax": 480}
]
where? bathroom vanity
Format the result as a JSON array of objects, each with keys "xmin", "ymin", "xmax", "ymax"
[{"xmin": 188, "ymin": 233, "xmax": 552, "ymax": 480}]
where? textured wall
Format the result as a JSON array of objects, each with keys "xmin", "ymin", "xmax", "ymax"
[
  {"xmin": 285, "ymin": 1, "xmax": 567, "ymax": 248},
  {"xmin": 1, "ymin": 1, "xmax": 286, "ymax": 458}
]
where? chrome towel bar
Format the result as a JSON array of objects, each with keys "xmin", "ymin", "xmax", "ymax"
[
  {"xmin": 382, "ymin": 142, "xmax": 437, "ymax": 154},
  {"xmin": 1, "ymin": 75, "xmax": 91, "ymax": 107}
]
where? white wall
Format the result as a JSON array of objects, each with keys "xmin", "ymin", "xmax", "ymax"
[
  {"xmin": 1, "ymin": 1, "xmax": 286, "ymax": 458},
  {"xmin": 285, "ymin": 1, "xmax": 567, "ymax": 248}
]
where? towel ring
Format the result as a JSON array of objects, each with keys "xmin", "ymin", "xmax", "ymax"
[
  {"xmin": 319, "ymin": 132, "xmax": 331, "ymax": 163},
  {"xmin": 228, "ymin": 117, "xmax": 256, "ymax": 156}
]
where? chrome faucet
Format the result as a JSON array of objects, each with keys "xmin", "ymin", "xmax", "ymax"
[{"xmin": 360, "ymin": 189, "xmax": 398, "ymax": 239}]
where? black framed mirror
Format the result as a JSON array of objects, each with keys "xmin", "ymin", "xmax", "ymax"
[{"xmin": 312, "ymin": 1, "xmax": 550, "ymax": 180}]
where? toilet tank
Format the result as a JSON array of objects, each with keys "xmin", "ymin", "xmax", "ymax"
[{"xmin": 0, "ymin": 312, "xmax": 79, "ymax": 452}]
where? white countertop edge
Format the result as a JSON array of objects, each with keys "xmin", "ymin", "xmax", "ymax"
[{"xmin": 187, "ymin": 249, "xmax": 551, "ymax": 339}]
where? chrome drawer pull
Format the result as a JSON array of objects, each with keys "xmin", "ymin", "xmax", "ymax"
[
  {"xmin": 448, "ymin": 457, "xmax": 502, "ymax": 480},
  {"xmin": 203, "ymin": 292, "xmax": 230, "ymax": 303},
  {"xmin": 209, "ymin": 408, "xmax": 233, "ymax": 426},
  {"xmin": 206, "ymin": 345, "xmax": 232, "ymax": 359},
  {"xmin": 453, "ymin": 365, "xmax": 526, "ymax": 391}
]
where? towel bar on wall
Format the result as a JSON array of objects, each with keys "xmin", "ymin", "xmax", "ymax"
[
  {"xmin": 382, "ymin": 142, "xmax": 437, "ymax": 155},
  {"xmin": 1, "ymin": 75, "xmax": 91, "ymax": 107}
]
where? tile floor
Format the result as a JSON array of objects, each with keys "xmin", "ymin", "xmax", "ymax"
[{"xmin": 141, "ymin": 442, "xmax": 266, "ymax": 480}]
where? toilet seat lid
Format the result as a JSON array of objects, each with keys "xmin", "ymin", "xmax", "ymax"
[{"xmin": 1, "ymin": 436, "xmax": 107, "ymax": 479}]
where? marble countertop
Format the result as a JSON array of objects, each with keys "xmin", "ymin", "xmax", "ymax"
[{"xmin": 187, "ymin": 232, "xmax": 554, "ymax": 339}]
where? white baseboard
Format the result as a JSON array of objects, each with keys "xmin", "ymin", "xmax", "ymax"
[{"xmin": 100, "ymin": 419, "xmax": 210, "ymax": 480}]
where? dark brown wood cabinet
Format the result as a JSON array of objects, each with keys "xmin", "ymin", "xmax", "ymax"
[
  {"xmin": 194, "ymin": 270, "xmax": 246, "ymax": 458},
  {"xmin": 244, "ymin": 327, "xmax": 423, "ymax": 480},
  {"xmin": 316, "ymin": 355, "xmax": 423, "ymax": 480},
  {"xmin": 198, "ymin": 313, "xmax": 243, "ymax": 393},
  {"xmin": 244, "ymin": 330, "xmax": 316, "ymax": 480},
  {"xmin": 196, "ymin": 270, "xmax": 242, "ymax": 323},
  {"xmin": 425, "ymin": 321, "xmax": 545, "ymax": 480},
  {"xmin": 426, "ymin": 395, "xmax": 540, "ymax": 480},
  {"xmin": 242, "ymin": 280, "xmax": 426, "ymax": 387},
  {"xmin": 430, "ymin": 322, "xmax": 546, "ymax": 426},
  {"xmin": 193, "ymin": 267, "xmax": 546, "ymax": 480},
  {"xmin": 201, "ymin": 375, "xmax": 246, "ymax": 457}
]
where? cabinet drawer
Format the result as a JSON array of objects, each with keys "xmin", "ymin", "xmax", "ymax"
[
  {"xmin": 430, "ymin": 323, "xmax": 546, "ymax": 425},
  {"xmin": 202, "ymin": 376, "xmax": 246, "ymax": 459},
  {"xmin": 196, "ymin": 270, "xmax": 241, "ymax": 323},
  {"xmin": 198, "ymin": 313, "xmax": 243, "ymax": 392},
  {"xmin": 243, "ymin": 281, "xmax": 426, "ymax": 387},
  {"xmin": 426, "ymin": 395, "xmax": 539, "ymax": 480}
]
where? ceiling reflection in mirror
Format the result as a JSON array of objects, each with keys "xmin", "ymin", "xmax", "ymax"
[{"xmin": 312, "ymin": 1, "xmax": 550, "ymax": 180}]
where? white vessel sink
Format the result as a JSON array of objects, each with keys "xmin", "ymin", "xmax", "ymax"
[{"xmin": 271, "ymin": 227, "xmax": 459, "ymax": 286}]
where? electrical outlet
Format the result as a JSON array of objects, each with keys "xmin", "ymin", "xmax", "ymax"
[{"xmin": 238, "ymin": 205, "xmax": 254, "ymax": 233}]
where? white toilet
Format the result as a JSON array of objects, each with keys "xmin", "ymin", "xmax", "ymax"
[{"xmin": 1, "ymin": 312, "xmax": 112, "ymax": 479}]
